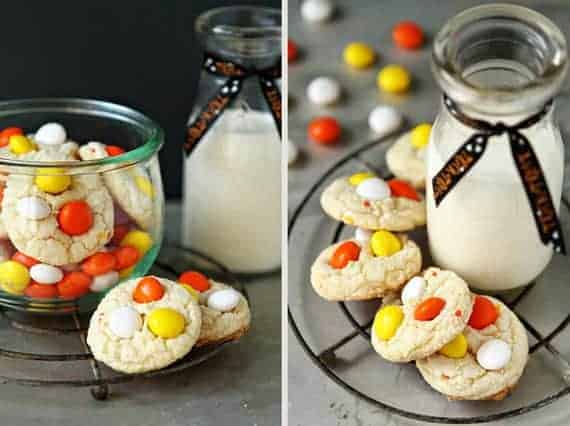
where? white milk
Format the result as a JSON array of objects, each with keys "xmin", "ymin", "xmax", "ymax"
[
  {"xmin": 182, "ymin": 109, "xmax": 281, "ymax": 273},
  {"xmin": 426, "ymin": 109, "xmax": 564, "ymax": 290}
]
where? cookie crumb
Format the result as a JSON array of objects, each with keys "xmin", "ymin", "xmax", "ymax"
[{"xmin": 363, "ymin": 200, "xmax": 371, "ymax": 207}]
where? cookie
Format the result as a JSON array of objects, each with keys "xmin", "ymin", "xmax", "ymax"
[
  {"xmin": 416, "ymin": 296, "xmax": 528, "ymax": 400},
  {"xmin": 311, "ymin": 233, "xmax": 422, "ymax": 301},
  {"xmin": 386, "ymin": 131, "xmax": 426, "ymax": 189},
  {"xmin": 87, "ymin": 276, "xmax": 202, "ymax": 374},
  {"xmin": 320, "ymin": 175, "xmax": 426, "ymax": 231},
  {"xmin": 371, "ymin": 268, "xmax": 473, "ymax": 362}
]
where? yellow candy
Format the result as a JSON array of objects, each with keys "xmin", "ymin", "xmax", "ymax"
[
  {"xmin": 181, "ymin": 284, "xmax": 200, "ymax": 302},
  {"xmin": 343, "ymin": 42, "xmax": 376, "ymax": 69},
  {"xmin": 35, "ymin": 168, "xmax": 71, "ymax": 194},
  {"xmin": 377, "ymin": 65, "xmax": 411, "ymax": 94},
  {"xmin": 135, "ymin": 176, "xmax": 155, "ymax": 198},
  {"xmin": 370, "ymin": 230, "xmax": 402, "ymax": 257},
  {"xmin": 439, "ymin": 333, "xmax": 468, "ymax": 358},
  {"xmin": 373, "ymin": 305, "xmax": 404, "ymax": 340},
  {"xmin": 411, "ymin": 123, "xmax": 432, "ymax": 149},
  {"xmin": 147, "ymin": 308, "xmax": 186, "ymax": 339},
  {"xmin": 0, "ymin": 260, "xmax": 31, "ymax": 295},
  {"xmin": 348, "ymin": 172, "xmax": 375, "ymax": 186},
  {"xmin": 119, "ymin": 266, "xmax": 135, "ymax": 280},
  {"xmin": 9, "ymin": 135, "xmax": 36, "ymax": 154},
  {"xmin": 120, "ymin": 230, "xmax": 153, "ymax": 256}
]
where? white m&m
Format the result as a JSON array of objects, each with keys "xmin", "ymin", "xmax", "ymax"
[
  {"xmin": 288, "ymin": 139, "xmax": 299, "ymax": 166},
  {"xmin": 307, "ymin": 77, "xmax": 341, "ymax": 106},
  {"xmin": 30, "ymin": 264, "xmax": 63, "ymax": 285},
  {"xmin": 354, "ymin": 227, "xmax": 372, "ymax": 243},
  {"xmin": 368, "ymin": 106, "xmax": 402, "ymax": 136},
  {"xmin": 356, "ymin": 178, "xmax": 391, "ymax": 201},
  {"xmin": 401, "ymin": 276, "xmax": 426, "ymax": 304},
  {"xmin": 108, "ymin": 306, "xmax": 142, "ymax": 338},
  {"xmin": 90, "ymin": 271, "xmax": 120, "ymax": 292},
  {"xmin": 34, "ymin": 123, "xmax": 67, "ymax": 145},
  {"xmin": 208, "ymin": 289, "xmax": 240, "ymax": 312},
  {"xmin": 301, "ymin": 0, "xmax": 334, "ymax": 23},
  {"xmin": 476, "ymin": 339, "xmax": 512, "ymax": 370},
  {"xmin": 17, "ymin": 196, "xmax": 51, "ymax": 220}
]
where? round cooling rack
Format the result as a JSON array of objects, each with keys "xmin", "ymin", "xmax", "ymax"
[
  {"xmin": 288, "ymin": 131, "xmax": 570, "ymax": 424},
  {"xmin": 0, "ymin": 245, "xmax": 247, "ymax": 401}
]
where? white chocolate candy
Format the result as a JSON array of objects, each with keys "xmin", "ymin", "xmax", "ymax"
[
  {"xmin": 17, "ymin": 196, "xmax": 51, "ymax": 220},
  {"xmin": 207, "ymin": 289, "xmax": 240, "ymax": 312},
  {"xmin": 301, "ymin": 0, "xmax": 334, "ymax": 23},
  {"xmin": 354, "ymin": 227, "xmax": 372, "ymax": 243},
  {"xmin": 29, "ymin": 264, "xmax": 63, "ymax": 285},
  {"xmin": 401, "ymin": 276, "xmax": 426, "ymax": 304},
  {"xmin": 34, "ymin": 123, "xmax": 67, "ymax": 145},
  {"xmin": 476, "ymin": 338, "xmax": 512, "ymax": 370},
  {"xmin": 108, "ymin": 306, "xmax": 142, "ymax": 339},
  {"xmin": 368, "ymin": 105, "xmax": 403, "ymax": 136},
  {"xmin": 355, "ymin": 177, "xmax": 391, "ymax": 201},
  {"xmin": 78, "ymin": 141, "xmax": 108, "ymax": 160},
  {"xmin": 288, "ymin": 139, "xmax": 299, "ymax": 166},
  {"xmin": 307, "ymin": 77, "xmax": 341, "ymax": 106},
  {"xmin": 90, "ymin": 271, "xmax": 120, "ymax": 292}
]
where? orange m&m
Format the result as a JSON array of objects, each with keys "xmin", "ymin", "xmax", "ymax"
[
  {"xmin": 308, "ymin": 117, "xmax": 341, "ymax": 145},
  {"xmin": 179, "ymin": 271, "xmax": 211, "ymax": 292},
  {"xmin": 81, "ymin": 252, "xmax": 117, "ymax": 276},
  {"xmin": 113, "ymin": 246, "xmax": 140, "ymax": 270},
  {"xmin": 12, "ymin": 251, "xmax": 40, "ymax": 268},
  {"xmin": 330, "ymin": 241, "xmax": 361, "ymax": 269},
  {"xmin": 25, "ymin": 282, "xmax": 59, "ymax": 299},
  {"xmin": 106, "ymin": 145, "xmax": 125, "ymax": 156},
  {"xmin": 388, "ymin": 179, "xmax": 420, "ymax": 201},
  {"xmin": 288, "ymin": 39, "xmax": 299, "ymax": 63},
  {"xmin": 468, "ymin": 296, "xmax": 499, "ymax": 330},
  {"xmin": 133, "ymin": 276, "xmax": 164, "ymax": 303},
  {"xmin": 58, "ymin": 200, "xmax": 93, "ymax": 235},
  {"xmin": 392, "ymin": 21, "xmax": 424, "ymax": 50},
  {"xmin": 57, "ymin": 272, "xmax": 92, "ymax": 299},
  {"xmin": 0, "ymin": 127, "xmax": 23, "ymax": 147},
  {"xmin": 414, "ymin": 297, "xmax": 446, "ymax": 321}
]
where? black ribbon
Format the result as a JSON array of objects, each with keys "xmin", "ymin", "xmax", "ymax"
[
  {"xmin": 185, "ymin": 53, "xmax": 282, "ymax": 156},
  {"xmin": 432, "ymin": 95, "xmax": 566, "ymax": 255}
]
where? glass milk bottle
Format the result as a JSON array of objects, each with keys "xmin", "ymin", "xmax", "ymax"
[
  {"xmin": 182, "ymin": 7, "xmax": 281, "ymax": 273},
  {"xmin": 427, "ymin": 4, "xmax": 567, "ymax": 290}
]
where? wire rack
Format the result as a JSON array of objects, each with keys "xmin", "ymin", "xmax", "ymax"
[
  {"xmin": 0, "ymin": 245, "xmax": 246, "ymax": 401},
  {"xmin": 288, "ymin": 134, "xmax": 570, "ymax": 424}
]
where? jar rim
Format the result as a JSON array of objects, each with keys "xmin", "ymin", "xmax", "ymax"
[
  {"xmin": 432, "ymin": 4, "xmax": 568, "ymax": 115},
  {"xmin": 0, "ymin": 98, "xmax": 164, "ymax": 174}
]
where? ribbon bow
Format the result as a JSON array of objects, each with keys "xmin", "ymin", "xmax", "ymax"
[
  {"xmin": 432, "ymin": 95, "xmax": 566, "ymax": 255},
  {"xmin": 185, "ymin": 53, "xmax": 282, "ymax": 155}
]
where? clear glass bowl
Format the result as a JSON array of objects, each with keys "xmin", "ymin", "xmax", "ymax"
[{"xmin": 0, "ymin": 98, "xmax": 164, "ymax": 314}]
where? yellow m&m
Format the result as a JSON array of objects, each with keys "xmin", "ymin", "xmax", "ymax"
[
  {"xmin": 181, "ymin": 284, "xmax": 200, "ymax": 302},
  {"xmin": 120, "ymin": 230, "xmax": 153, "ymax": 256},
  {"xmin": 377, "ymin": 65, "xmax": 411, "ymax": 94},
  {"xmin": 373, "ymin": 305, "xmax": 404, "ymax": 340},
  {"xmin": 348, "ymin": 172, "xmax": 375, "ymax": 186},
  {"xmin": 411, "ymin": 123, "xmax": 432, "ymax": 149},
  {"xmin": 35, "ymin": 168, "xmax": 71, "ymax": 194},
  {"xmin": 9, "ymin": 135, "xmax": 36, "ymax": 154},
  {"xmin": 439, "ymin": 333, "xmax": 468, "ymax": 359},
  {"xmin": 0, "ymin": 260, "xmax": 31, "ymax": 295},
  {"xmin": 147, "ymin": 308, "xmax": 186, "ymax": 339},
  {"xmin": 135, "ymin": 176, "xmax": 155, "ymax": 198},
  {"xmin": 343, "ymin": 42, "xmax": 376, "ymax": 69},
  {"xmin": 370, "ymin": 230, "xmax": 402, "ymax": 257}
]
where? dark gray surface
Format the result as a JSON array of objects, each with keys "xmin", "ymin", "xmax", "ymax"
[{"xmin": 288, "ymin": 0, "xmax": 570, "ymax": 424}]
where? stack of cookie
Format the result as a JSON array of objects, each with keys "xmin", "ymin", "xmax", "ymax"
[{"xmin": 311, "ymin": 171, "xmax": 529, "ymax": 401}]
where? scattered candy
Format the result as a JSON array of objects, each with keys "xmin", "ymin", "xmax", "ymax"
[
  {"xmin": 392, "ymin": 21, "xmax": 424, "ymax": 50},
  {"xmin": 368, "ymin": 105, "xmax": 403, "ymax": 136},
  {"xmin": 0, "ymin": 127, "xmax": 23, "ymax": 147},
  {"xmin": 105, "ymin": 145, "xmax": 125, "ymax": 156},
  {"xmin": 343, "ymin": 42, "xmax": 376, "ymax": 69},
  {"xmin": 308, "ymin": 117, "xmax": 341, "ymax": 144},
  {"xmin": 477, "ymin": 339, "xmax": 512, "ymax": 370},
  {"xmin": 410, "ymin": 123, "xmax": 432, "ymax": 148},
  {"xmin": 34, "ymin": 123, "xmax": 67, "ymax": 145},
  {"xmin": 307, "ymin": 77, "xmax": 341, "ymax": 106},
  {"xmin": 288, "ymin": 39, "xmax": 299, "ymax": 63},
  {"xmin": 468, "ymin": 296, "xmax": 499, "ymax": 330},
  {"xmin": 301, "ymin": 0, "xmax": 334, "ymax": 23},
  {"xmin": 17, "ymin": 196, "xmax": 51, "ymax": 220},
  {"xmin": 58, "ymin": 200, "xmax": 93, "ymax": 236},
  {"xmin": 401, "ymin": 276, "xmax": 426, "ymax": 304},
  {"xmin": 148, "ymin": 308, "xmax": 186, "ymax": 339},
  {"xmin": 120, "ymin": 230, "xmax": 153, "ymax": 256},
  {"xmin": 109, "ymin": 306, "xmax": 142, "ymax": 338},
  {"xmin": 12, "ymin": 252, "xmax": 39, "ymax": 268},
  {"xmin": 387, "ymin": 179, "xmax": 420, "ymax": 201},
  {"xmin": 81, "ymin": 252, "xmax": 117, "ymax": 276},
  {"xmin": 354, "ymin": 227, "xmax": 372, "ymax": 243},
  {"xmin": 35, "ymin": 168, "xmax": 71, "ymax": 194},
  {"xmin": 0, "ymin": 260, "xmax": 31, "ymax": 295},
  {"xmin": 133, "ymin": 276, "xmax": 164, "ymax": 303},
  {"xmin": 90, "ymin": 270, "xmax": 119, "ymax": 292},
  {"xmin": 57, "ymin": 272, "xmax": 92, "ymax": 299},
  {"xmin": 355, "ymin": 177, "xmax": 391, "ymax": 201},
  {"xmin": 288, "ymin": 139, "xmax": 299, "ymax": 165},
  {"xmin": 29, "ymin": 263, "xmax": 63, "ymax": 285},
  {"xmin": 178, "ymin": 271, "xmax": 211, "ymax": 292},
  {"xmin": 348, "ymin": 172, "xmax": 375, "ymax": 186},
  {"xmin": 414, "ymin": 297, "xmax": 446, "ymax": 321},
  {"xmin": 208, "ymin": 289, "xmax": 241, "ymax": 312},
  {"xmin": 329, "ymin": 241, "xmax": 361, "ymax": 269},
  {"xmin": 113, "ymin": 246, "xmax": 140, "ymax": 270},
  {"xmin": 9, "ymin": 135, "xmax": 35, "ymax": 154},
  {"xmin": 374, "ymin": 305, "xmax": 404, "ymax": 340},
  {"xmin": 370, "ymin": 230, "xmax": 401, "ymax": 257},
  {"xmin": 439, "ymin": 333, "xmax": 468, "ymax": 358},
  {"xmin": 377, "ymin": 65, "xmax": 411, "ymax": 94},
  {"xmin": 135, "ymin": 175, "xmax": 154, "ymax": 198},
  {"xmin": 24, "ymin": 282, "xmax": 59, "ymax": 299}
]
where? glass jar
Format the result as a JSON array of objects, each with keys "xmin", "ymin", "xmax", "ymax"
[
  {"xmin": 427, "ymin": 4, "xmax": 567, "ymax": 291},
  {"xmin": 182, "ymin": 6, "xmax": 281, "ymax": 274},
  {"xmin": 0, "ymin": 98, "xmax": 164, "ymax": 313}
]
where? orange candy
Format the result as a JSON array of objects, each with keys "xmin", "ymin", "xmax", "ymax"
[
  {"xmin": 388, "ymin": 179, "xmax": 420, "ymax": 201},
  {"xmin": 468, "ymin": 295, "xmax": 499, "ymax": 330},
  {"xmin": 57, "ymin": 272, "xmax": 92, "ymax": 299},
  {"xmin": 111, "ymin": 224, "xmax": 130, "ymax": 245},
  {"xmin": 81, "ymin": 252, "xmax": 117, "ymax": 276},
  {"xmin": 12, "ymin": 251, "xmax": 40, "ymax": 268},
  {"xmin": 329, "ymin": 241, "xmax": 361, "ymax": 269},
  {"xmin": 288, "ymin": 39, "xmax": 299, "ymax": 63},
  {"xmin": 178, "ymin": 271, "xmax": 211, "ymax": 292},
  {"xmin": 58, "ymin": 201, "xmax": 93, "ymax": 236},
  {"xmin": 113, "ymin": 246, "xmax": 140, "ymax": 270},
  {"xmin": 414, "ymin": 297, "xmax": 446, "ymax": 321},
  {"xmin": 25, "ymin": 282, "xmax": 59, "ymax": 299},
  {"xmin": 392, "ymin": 21, "xmax": 424, "ymax": 50},
  {"xmin": 106, "ymin": 145, "xmax": 125, "ymax": 156},
  {"xmin": 133, "ymin": 276, "xmax": 164, "ymax": 303},
  {"xmin": 308, "ymin": 117, "xmax": 341, "ymax": 145},
  {"xmin": 0, "ymin": 127, "xmax": 23, "ymax": 147}
]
